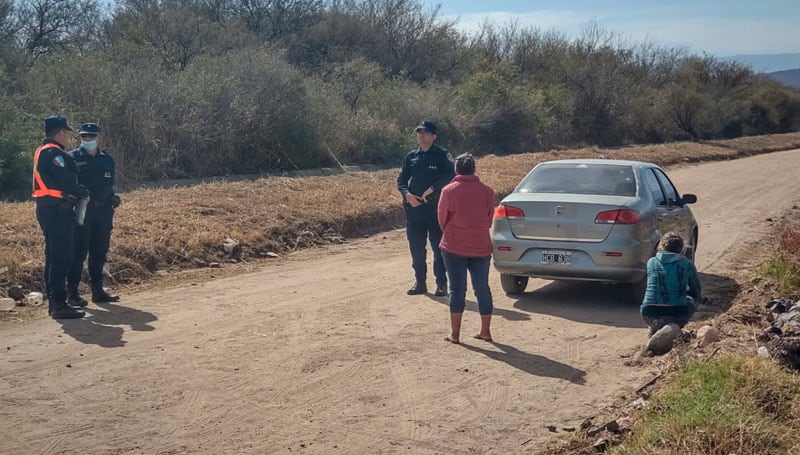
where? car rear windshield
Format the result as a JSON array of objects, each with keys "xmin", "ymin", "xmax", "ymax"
[{"xmin": 516, "ymin": 163, "xmax": 636, "ymax": 196}]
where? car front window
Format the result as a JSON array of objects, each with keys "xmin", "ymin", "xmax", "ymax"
[
  {"xmin": 643, "ymin": 169, "xmax": 667, "ymax": 206},
  {"xmin": 654, "ymin": 169, "xmax": 680, "ymax": 205},
  {"xmin": 516, "ymin": 163, "xmax": 636, "ymax": 196}
]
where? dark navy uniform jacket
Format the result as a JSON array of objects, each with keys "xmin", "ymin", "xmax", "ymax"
[
  {"xmin": 35, "ymin": 139, "xmax": 84, "ymax": 207},
  {"xmin": 71, "ymin": 147, "xmax": 116, "ymax": 207},
  {"xmin": 397, "ymin": 144, "xmax": 455, "ymax": 204}
]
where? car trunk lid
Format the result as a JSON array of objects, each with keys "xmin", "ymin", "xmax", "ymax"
[{"xmin": 498, "ymin": 194, "xmax": 635, "ymax": 242}]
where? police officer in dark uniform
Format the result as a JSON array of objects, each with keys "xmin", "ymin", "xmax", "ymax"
[
  {"xmin": 67, "ymin": 123, "xmax": 121, "ymax": 305},
  {"xmin": 397, "ymin": 121, "xmax": 455, "ymax": 297},
  {"xmin": 33, "ymin": 115, "xmax": 89, "ymax": 319}
]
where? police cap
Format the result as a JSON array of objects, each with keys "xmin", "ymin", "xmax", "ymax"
[
  {"xmin": 43, "ymin": 115, "xmax": 73, "ymax": 133},
  {"xmin": 414, "ymin": 121, "xmax": 437, "ymax": 134},
  {"xmin": 79, "ymin": 123, "xmax": 101, "ymax": 135}
]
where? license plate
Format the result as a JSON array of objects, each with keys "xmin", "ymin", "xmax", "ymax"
[{"xmin": 541, "ymin": 251, "xmax": 572, "ymax": 265}]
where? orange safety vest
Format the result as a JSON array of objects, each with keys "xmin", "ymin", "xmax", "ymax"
[{"xmin": 32, "ymin": 143, "xmax": 65, "ymax": 199}]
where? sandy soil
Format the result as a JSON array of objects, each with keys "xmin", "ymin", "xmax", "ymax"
[{"xmin": 1, "ymin": 150, "xmax": 799, "ymax": 455}]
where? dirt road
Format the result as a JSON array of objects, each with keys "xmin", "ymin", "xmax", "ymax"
[{"xmin": 2, "ymin": 150, "xmax": 799, "ymax": 455}]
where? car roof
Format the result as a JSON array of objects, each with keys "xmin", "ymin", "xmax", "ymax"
[{"xmin": 537, "ymin": 159, "xmax": 658, "ymax": 168}]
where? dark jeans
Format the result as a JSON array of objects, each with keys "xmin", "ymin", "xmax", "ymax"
[
  {"xmin": 36, "ymin": 204, "xmax": 75, "ymax": 309},
  {"xmin": 641, "ymin": 296, "xmax": 697, "ymax": 332},
  {"xmin": 405, "ymin": 203, "xmax": 446, "ymax": 286},
  {"xmin": 442, "ymin": 251, "xmax": 493, "ymax": 315},
  {"xmin": 68, "ymin": 207, "xmax": 114, "ymax": 292}
]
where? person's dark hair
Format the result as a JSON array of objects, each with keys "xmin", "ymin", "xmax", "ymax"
[
  {"xmin": 45, "ymin": 127, "xmax": 64, "ymax": 138},
  {"xmin": 455, "ymin": 153, "xmax": 475, "ymax": 175},
  {"xmin": 659, "ymin": 232, "xmax": 684, "ymax": 253}
]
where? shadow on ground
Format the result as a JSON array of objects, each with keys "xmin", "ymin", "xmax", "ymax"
[
  {"xmin": 509, "ymin": 272, "xmax": 740, "ymax": 329},
  {"xmin": 55, "ymin": 302, "xmax": 157, "ymax": 348},
  {"xmin": 426, "ymin": 294, "xmax": 531, "ymax": 321},
  {"xmin": 460, "ymin": 340, "xmax": 587, "ymax": 384},
  {"xmin": 692, "ymin": 272, "xmax": 742, "ymax": 321}
]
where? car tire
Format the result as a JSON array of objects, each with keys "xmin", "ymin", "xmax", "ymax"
[
  {"xmin": 685, "ymin": 230, "xmax": 698, "ymax": 263},
  {"xmin": 500, "ymin": 274, "xmax": 529, "ymax": 295}
]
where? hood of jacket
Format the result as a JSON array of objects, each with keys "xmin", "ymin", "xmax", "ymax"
[{"xmin": 656, "ymin": 251, "xmax": 684, "ymax": 264}]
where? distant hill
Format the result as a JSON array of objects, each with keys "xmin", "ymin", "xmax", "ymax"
[
  {"xmin": 724, "ymin": 53, "xmax": 800, "ymax": 73},
  {"xmin": 766, "ymin": 69, "xmax": 800, "ymax": 89}
]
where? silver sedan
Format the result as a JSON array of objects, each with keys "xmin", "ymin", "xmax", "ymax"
[{"xmin": 491, "ymin": 159, "xmax": 698, "ymax": 300}]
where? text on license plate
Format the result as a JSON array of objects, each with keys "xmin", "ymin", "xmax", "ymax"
[{"xmin": 541, "ymin": 251, "xmax": 572, "ymax": 265}]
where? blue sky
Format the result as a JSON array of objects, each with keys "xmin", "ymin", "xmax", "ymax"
[{"xmin": 424, "ymin": 0, "xmax": 800, "ymax": 57}]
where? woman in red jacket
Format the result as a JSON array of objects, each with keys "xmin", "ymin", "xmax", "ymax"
[{"xmin": 438, "ymin": 154, "xmax": 496, "ymax": 344}]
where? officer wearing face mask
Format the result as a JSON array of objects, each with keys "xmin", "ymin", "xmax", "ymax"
[{"xmin": 67, "ymin": 123, "xmax": 121, "ymax": 305}]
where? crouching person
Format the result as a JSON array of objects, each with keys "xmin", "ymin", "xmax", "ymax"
[{"xmin": 641, "ymin": 232, "xmax": 702, "ymax": 353}]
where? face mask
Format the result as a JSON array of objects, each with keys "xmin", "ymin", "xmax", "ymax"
[{"xmin": 81, "ymin": 141, "xmax": 98, "ymax": 152}]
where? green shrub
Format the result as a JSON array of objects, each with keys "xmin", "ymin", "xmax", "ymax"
[
  {"xmin": 353, "ymin": 125, "xmax": 410, "ymax": 164},
  {"xmin": 0, "ymin": 90, "xmax": 37, "ymax": 201},
  {"xmin": 1, "ymin": 4, "xmax": 798, "ymax": 183},
  {"xmin": 454, "ymin": 64, "xmax": 563, "ymax": 154},
  {"xmin": 0, "ymin": 130, "xmax": 33, "ymax": 201},
  {"xmin": 745, "ymin": 86, "xmax": 800, "ymax": 135}
]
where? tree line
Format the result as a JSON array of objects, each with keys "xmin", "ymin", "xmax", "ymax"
[{"xmin": 1, "ymin": 0, "xmax": 799, "ymax": 199}]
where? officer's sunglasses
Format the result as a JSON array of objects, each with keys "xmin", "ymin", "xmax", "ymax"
[{"xmin": 79, "ymin": 134, "xmax": 98, "ymax": 139}]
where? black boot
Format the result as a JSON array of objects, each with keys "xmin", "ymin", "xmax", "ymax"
[
  {"xmin": 50, "ymin": 304, "xmax": 85, "ymax": 319},
  {"xmin": 92, "ymin": 286, "xmax": 120, "ymax": 303},
  {"xmin": 434, "ymin": 283, "xmax": 448, "ymax": 297},
  {"xmin": 67, "ymin": 291, "xmax": 88, "ymax": 308},
  {"xmin": 407, "ymin": 281, "xmax": 427, "ymax": 295}
]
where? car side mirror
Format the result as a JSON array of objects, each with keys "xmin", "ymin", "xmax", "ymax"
[{"xmin": 681, "ymin": 194, "xmax": 697, "ymax": 204}]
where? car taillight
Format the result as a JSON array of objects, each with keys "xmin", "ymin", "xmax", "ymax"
[
  {"xmin": 494, "ymin": 204, "xmax": 525, "ymax": 219},
  {"xmin": 595, "ymin": 209, "xmax": 640, "ymax": 224}
]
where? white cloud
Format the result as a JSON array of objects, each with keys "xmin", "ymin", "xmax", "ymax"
[
  {"xmin": 617, "ymin": 17, "xmax": 800, "ymax": 55},
  {"xmin": 442, "ymin": 10, "xmax": 800, "ymax": 56},
  {"xmin": 442, "ymin": 10, "xmax": 595, "ymax": 35}
]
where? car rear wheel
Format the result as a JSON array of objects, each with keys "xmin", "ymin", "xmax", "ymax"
[{"xmin": 500, "ymin": 274, "xmax": 529, "ymax": 295}]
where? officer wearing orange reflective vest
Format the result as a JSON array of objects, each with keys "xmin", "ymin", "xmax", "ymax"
[
  {"xmin": 67, "ymin": 123, "xmax": 121, "ymax": 306},
  {"xmin": 33, "ymin": 115, "xmax": 89, "ymax": 319}
]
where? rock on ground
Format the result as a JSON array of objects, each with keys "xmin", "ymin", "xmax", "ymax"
[
  {"xmin": 647, "ymin": 323, "xmax": 681, "ymax": 355},
  {"xmin": 696, "ymin": 325, "xmax": 721, "ymax": 348}
]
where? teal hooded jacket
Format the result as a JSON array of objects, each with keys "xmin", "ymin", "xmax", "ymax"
[{"xmin": 641, "ymin": 251, "xmax": 701, "ymax": 309}]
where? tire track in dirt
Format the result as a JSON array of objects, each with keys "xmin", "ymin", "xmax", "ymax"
[
  {"xmin": 62, "ymin": 311, "xmax": 260, "ymax": 452},
  {"xmin": 118, "ymin": 275, "xmax": 324, "ymax": 449},
  {"xmin": 390, "ymin": 360, "xmax": 427, "ymax": 441},
  {"xmin": 196, "ymin": 292, "xmax": 385, "ymax": 451},
  {"xmin": 81, "ymin": 317, "xmax": 226, "ymax": 452},
  {"xmin": 178, "ymin": 296, "xmax": 324, "ymax": 449},
  {"xmin": 319, "ymin": 421, "xmax": 476, "ymax": 455},
  {"xmin": 184, "ymin": 274, "xmax": 416, "ymax": 450},
  {"xmin": 39, "ymin": 365, "xmax": 65, "ymax": 401},
  {"xmin": 479, "ymin": 379, "xmax": 507, "ymax": 422},
  {"xmin": 37, "ymin": 434, "xmax": 66, "ymax": 455},
  {"xmin": 147, "ymin": 389, "xmax": 202, "ymax": 453}
]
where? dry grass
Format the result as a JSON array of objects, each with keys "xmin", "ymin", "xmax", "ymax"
[
  {"xmin": 759, "ymin": 219, "xmax": 800, "ymax": 297},
  {"xmin": 706, "ymin": 133, "xmax": 800, "ymax": 153},
  {"xmin": 2, "ymin": 132, "xmax": 800, "ymax": 296}
]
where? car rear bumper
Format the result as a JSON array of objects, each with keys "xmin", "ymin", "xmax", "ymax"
[
  {"xmin": 492, "ymin": 259, "xmax": 645, "ymax": 283},
  {"xmin": 491, "ymin": 236, "xmax": 651, "ymax": 284}
]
